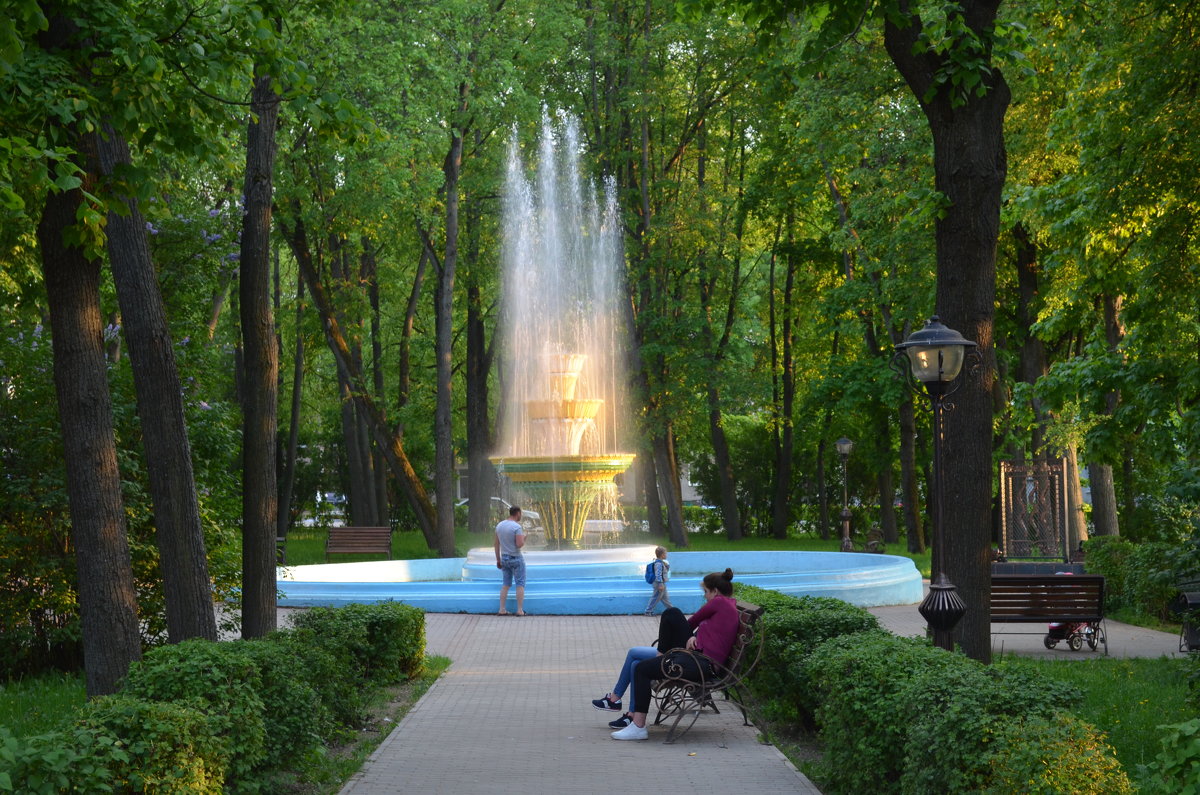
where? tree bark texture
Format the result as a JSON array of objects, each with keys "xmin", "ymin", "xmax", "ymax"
[
  {"xmin": 1088, "ymin": 462, "xmax": 1120, "ymax": 537},
  {"xmin": 464, "ymin": 189, "xmax": 496, "ymax": 537},
  {"xmin": 94, "ymin": 124, "xmax": 217, "ymax": 643},
  {"xmin": 885, "ymin": 0, "xmax": 1010, "ymax": 662},
  {"xmin": 433, "ymin": 127, "xmax": 464, "ymax": 558},
  {"xmin": 277, "ymin": 267, "xmax": 305, "ymax": 541},
  {"xmin": 39, "ymin": 182, "xmax": 142, "ymax": 696},
  {"xmin": 239, "ymin": 71, "xmax": 280, "ymax": 638}
]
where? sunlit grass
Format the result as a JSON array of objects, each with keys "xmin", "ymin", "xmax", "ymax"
[
  {"xmin": 0, "ymin": 670, "xmax": 86, "ymax": 738},
  {"xmin": 997, "ymin": 655, "xmax": 1192, "ymax": 773}
]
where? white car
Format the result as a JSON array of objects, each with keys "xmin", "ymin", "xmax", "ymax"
[{"xmin": 456, "ymin": 496, "xmax": 541, "ymax": 530}]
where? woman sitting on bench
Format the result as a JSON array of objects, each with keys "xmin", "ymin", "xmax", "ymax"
[{"xmin": 599, "ymin": 568, "xmax": 739, "ymax": 741}]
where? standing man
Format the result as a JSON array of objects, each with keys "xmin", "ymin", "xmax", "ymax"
[{"xmin": 494, "ymin": 505, "xmax": 526, "ymax": 616}]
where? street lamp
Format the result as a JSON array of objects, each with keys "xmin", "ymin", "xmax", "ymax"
[
  {"xmin": 836, "ymin": 437, "xmax": 854, "ymax": 552},
  {"xmin": 894, "ymin": 316, "xmax": 978, "ymax": 651}
]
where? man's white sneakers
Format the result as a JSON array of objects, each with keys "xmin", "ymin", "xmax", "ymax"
[{"xmin": 611, "ymin": 723, "xmax": 649, "ymax": 740}]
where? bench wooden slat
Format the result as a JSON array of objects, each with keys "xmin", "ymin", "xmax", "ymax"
[
  {"xmin": 989, "ymin": 574, "xmax": 1108, "ymax": 654},
  {"xmin": 325, "ymin": 526, "xmax": 392, "ymax": 559}
]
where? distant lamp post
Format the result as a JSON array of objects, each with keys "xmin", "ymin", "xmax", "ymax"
[
  {"xmin": 895, "ymin": 316, "xmax": 978, "ymax": 651},
  {"xmin": 836, "ymin": 437, "xmax": 854, "ymax": 552}
]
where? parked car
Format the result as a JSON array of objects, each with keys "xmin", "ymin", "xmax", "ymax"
[{"xmin": 456, "ymin": 496, "xmax": 541, "ymax": 530}]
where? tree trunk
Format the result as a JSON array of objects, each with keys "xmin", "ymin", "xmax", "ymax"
[
  {"xmin": 277, "ymin": 268, "xmax": 305, "ymax": 543},
  {"xmin": 464, "ymin": 183, "xmax": 496, "ymax": 537},
  {"xmin": 282, "ymin": 213, "xmax": 439, "ymax": 546},
  {"xmin": 886, "ymin": 0, "xmax": 1010, "ymax": 663},
  {"xmin": 1012, "ymin": 223, "xmax": 1049, "ymax": 456},
  {"xmin": 39, "ymin": 178, "xmax": 142, "ymax": 696},
  {"xmin": 875, "ymin": 411, "xmax": 899, "ymax": 544},
  {"xmin": 1064, "ymin": 445, "xmax": 1089, "ymax": 557},
  {"xmin": 707, "ymin": 384, "xmax": 742, "ymax": 540},
  {"xmin": 655, "ymin": 429, "xmax": 687, "ymax": 547},
  {"xmin": 239, "ymin": 70, "xmax": 280, "ymax": 638},
  {"xmin": 433, "ymin": 124, "xmax": 464, "ymax": 558},
  {"xmin": 94, "ymin": 124, "xmax": 217, "ymax": 643},
  {"xmin": 1089, "ymin": 462, "xmax": 1119, "ymax": 537},
  {"xmin": 364, "ymin": 238, "xmax": 389, "ymax": 525},
  {"xmin": 897, "ymin": 395, "xmax": 925, "ymax": 553}
]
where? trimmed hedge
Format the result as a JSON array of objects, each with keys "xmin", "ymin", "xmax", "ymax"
[
  {"xmin": 0, "ymin": 601, "xmax": 426, "ymax": 793},
  {"xmin": 734, "ymin": 584, "xmax": 879, "ymax": 725},
  {"xmin": 801, "ymin": 631, "xmax": 1131, "ymax": 794}
]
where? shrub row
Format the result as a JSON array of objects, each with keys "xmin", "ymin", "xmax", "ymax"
[
  {"xmin": 0, "ymin": 601, "xmax": 425, "ymax": 794},
  {"xmin": 734, "ymin": 584, "xmax": 1132, "ymax": 794},
  {"xmin": 1084, "ymin": 536, "xmax": 1200, "ymax": 621}
]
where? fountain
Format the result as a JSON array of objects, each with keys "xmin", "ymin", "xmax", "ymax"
[{"xmin": 490, "ymin": 115, "xmax": 635, "ymax": 548}]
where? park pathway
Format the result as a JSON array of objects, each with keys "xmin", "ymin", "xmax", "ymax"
[
  {"xmin": 338, "ymin": 613, "xmax": 821, "ymax": 794},
  {"xmin": 331, "ymin": 595, "xmax": 1183, "ymax": 794}
]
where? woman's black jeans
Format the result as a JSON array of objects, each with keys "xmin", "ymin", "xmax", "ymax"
[{"xmin": 632, "ymin": 607, "xmax": 715, "ymax": 714}]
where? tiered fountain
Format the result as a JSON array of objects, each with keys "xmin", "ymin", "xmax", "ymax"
[{"xmin": 490, "ymin": 115, "xmax": 635, "ymax": 548}]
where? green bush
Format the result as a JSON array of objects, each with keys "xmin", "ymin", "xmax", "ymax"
[
  {"xmin": 1139, "ymin": 718, "xmax": 1200, "ymax": 795},
  {"xmin": 983, "ymin": 713, "xmax": 1133, "ymax": 794},
  {"xmin": 800, "ymin": 632, "xmax": 1125, "ymax": 794},
  {"xmin": 1086, "ymin": 536, "xmax": 1198, "ymax": 620},
  {"xmin": 290, "ymin": 601, "xmax": 426, "ymax": 684},
  {"xmin": 733, "ymin": 585, "xmax": 879, "ymax": 724},
  {"xmin": 241, "ymin": 636, "xmax": 335, "ymax": 766},
  {"xmin": 120, "ymin": 639, "xmax": 267, "ymax": 786},
  {"xmin": 75, "ymin": 696, "xmax": 225, "ymax": 793},
  {"xmin": 0, "ymin": 726, "xmax": 115, "ymax": 794}
]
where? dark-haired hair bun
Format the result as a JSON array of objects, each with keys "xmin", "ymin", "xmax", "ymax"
[{"xmin": 722, "ymin": 568, "xmax": 734, "ymax": 581}]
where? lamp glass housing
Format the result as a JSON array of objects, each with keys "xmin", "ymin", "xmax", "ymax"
[
  {"xmin": 905, "ymin": 344, "xmax": 965, "ymax": 383},
  {"xmin": 835, "ymin": 437, "xmax": 854, "ymax": 457}
]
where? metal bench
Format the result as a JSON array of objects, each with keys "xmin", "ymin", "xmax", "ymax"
[
  {"xmin": 325, "ymin": 526, "xmax": 392, "ymax": 560},
  {"xmin": 650, "ymin": 599, "xmax": 765, "ymax": 743},
  {"xmin": 990, "ymin": 574, "xmax": 1107, "ymax": 654}
]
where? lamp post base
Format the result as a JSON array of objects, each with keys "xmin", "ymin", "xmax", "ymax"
[{"xmin": 918, "ymin": 573, "xmax": 966, "ymax": 651}]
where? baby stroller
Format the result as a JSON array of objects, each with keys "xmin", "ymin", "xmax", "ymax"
[{"xmin": 1043, "ymin": 620, "xmax": 1104, "ymax": 651}]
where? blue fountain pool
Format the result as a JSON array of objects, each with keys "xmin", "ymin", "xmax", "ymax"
[{"xmin": 277, "ymin": 546, "xmax": 923, "ymax": 614}]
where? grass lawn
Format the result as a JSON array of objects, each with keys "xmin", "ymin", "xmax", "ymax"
[{"xmin": 996, "ymin": 655, "xmax": 1193, "ymax": 775}]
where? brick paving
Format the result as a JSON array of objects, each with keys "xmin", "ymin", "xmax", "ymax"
[{"xmin": 338, "ymin": 613, "xmax": 821, "ymax": 794}]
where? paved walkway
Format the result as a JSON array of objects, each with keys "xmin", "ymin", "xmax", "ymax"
[
  {"xmin": 338, "ymin": 613, "xmax": 821, "ymax": 794},
  {"xmin": 328, "ymin": 596, "xmax": 1183, "ymax": 794}
]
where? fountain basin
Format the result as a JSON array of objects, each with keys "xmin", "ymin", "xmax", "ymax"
[{"xmin": 277, "ymin": 548, "xmax": 924, "ymax": 614}]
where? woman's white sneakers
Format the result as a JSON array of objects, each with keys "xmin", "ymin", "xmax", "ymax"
[{"xmin": 611, "ymin": 722, "xmax": 649, "ymax": 740}]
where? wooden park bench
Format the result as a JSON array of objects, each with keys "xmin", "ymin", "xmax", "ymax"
[
  {"xmin": 990, "ymin": 573, "xmax": 1108, "ymax": 654},
  {"xmin": 325, "ymin": 526, "xmax": 393, "ymax": 560},
  {"xmin": 650, "ymin": 599, "xmax": 765, "ymax": 743}
]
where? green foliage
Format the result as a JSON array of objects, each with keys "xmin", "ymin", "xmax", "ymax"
[
  {"xmin": 800, "ymin": 631, "xmax": 1126, "ymax": 794},
  {"xmin": 983, "ymin": 713, "xmax": 1133, "ymax": 794},
  {"xmin": 75, "ymin": 696, "xmax": 225, "ymax": 793},
  {"xmin": 0, "ymin": 725, "xmax": 118, "ymax": 795},
  {"xmin": 120, "ymin": 640, "xmax": 268, "ymax": 786},
  {"xmin": 1140, "ymin": 718, "xmax": 1200, "ymax": 795},
  {"xmin": 1084, "ymin": 536, "xmax": 1198, "ymax": 621},
  {"xmin": 239, "ymin": 636, "xmax": 336, "ymax": 767},
  {"xmin": 289, "ymin": 601, "xmax": 426, "ymax": 685},
  {"xmin": 733, "ymin": 585, "xmax": 879, "ymax": 724}
]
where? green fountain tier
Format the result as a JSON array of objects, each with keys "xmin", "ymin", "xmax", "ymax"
[{"xmin": 491, "ymin": 455, "xmax": 636, "ymax": 548}]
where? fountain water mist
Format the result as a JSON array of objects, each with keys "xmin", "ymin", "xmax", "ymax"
[{"xmin": 491, "ymin": 114, "xmax": 635, "ymax": 548}]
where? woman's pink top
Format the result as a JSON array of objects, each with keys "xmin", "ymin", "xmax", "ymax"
[{"xmin": 687, "ymin": 594, "xmax": 740, "ymax": 667}]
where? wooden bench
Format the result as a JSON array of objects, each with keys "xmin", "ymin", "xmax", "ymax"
[
  {"xmin": 650, "ymin": 599, "xmax": 765, "ymax": 743},
  {"xmin": 990, "ymin": 574, "xmax": 1107, "ymax": 654},
  {"xmin": 325, "ymin": 526, "xmax": 392, "ymax": 560}
]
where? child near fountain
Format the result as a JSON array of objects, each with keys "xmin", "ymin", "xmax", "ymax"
[{"xmin": 644, "ymin": 546, "xmax": 672, "ymax": 616}]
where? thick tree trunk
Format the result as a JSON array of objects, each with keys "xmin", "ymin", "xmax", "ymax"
[
  {"xmin": 897, "ymin": 395, "xmax": 925, "ymax": 553},
  {"xmin": 1088, "ymin": 462, "xmax": 1120, "ymax": 537},
  {"xmin": 1012, "ymin": 223, "xmax": 1049, "ymax": 456},
  {"xmin": 364, "ymin": 239, "xmax": 389, "ymax": 525},
  {"xmin": 886, "ymin": 0, "xmax": 1010, "ymax": 663},
  {"xmin": 39, "ymin": 181, "xmax": 142, "ymax": 696},
  {"xmin": 875, "ymin": 411, "xmax": 899, "ymax": 544},
  {"xmin": 94, "ymin": 124, "xmax": 217, "ymax": 643},
  {"xmin": 464, "ymin": 186, "xmax": 496, "ymax": 537},
  {"xmin": 239, "ymin": 71, "xmax": 280, "ymax": 638},
  {"xmin": 1065, "ymin": 445, "xmax": 1089, "ymax": 556},
  {"xmin": 433, "ymin": 126, "xmax": 464, "ymax": 558}
]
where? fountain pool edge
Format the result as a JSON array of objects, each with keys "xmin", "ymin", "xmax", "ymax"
[{"xmin": 277, "ymin": 549, "xmax": 924, "ymax": 614}]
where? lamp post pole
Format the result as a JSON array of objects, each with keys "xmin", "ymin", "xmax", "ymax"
[
  {"xmin": 837, "ymin": 437, "xmax": 853, "ymax": 552},
  {"xmin": 895, "ymin": 317, "xmax": 977, "ymax": 652}
]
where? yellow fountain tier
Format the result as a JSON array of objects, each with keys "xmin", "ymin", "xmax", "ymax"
[
  {"xmin": 526, "ymin": 398, "xmax": 604, "ymax": 420},
  {"xmin": 490, "ymin": 454, "xmax": 636, "ymax": 483}
]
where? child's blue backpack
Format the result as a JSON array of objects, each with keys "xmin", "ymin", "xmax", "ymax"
[{"xmin": 644, "ymin": 560, "xmax": 658, "ymax": 584}]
